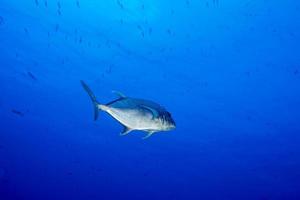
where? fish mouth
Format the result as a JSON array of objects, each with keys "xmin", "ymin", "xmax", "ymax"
[{"xmin": 168, "ymin": 124, "xmax": 176, "ymax": 130}]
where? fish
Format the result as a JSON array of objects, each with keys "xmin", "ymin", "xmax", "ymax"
[
  {"xmin": 81, "ymin": 81, "xmax": 176, "ymax": 139},
  {"xmin": 0, "ymin": 16, "xmax": 4, "ymax": 26},
  {"xmin": 11, "ymin": 109, "xmax": 24, "ymax": 117},
  {"xmin": 27, "ymin": 71, "xmax": 37, "ymax": 81}
]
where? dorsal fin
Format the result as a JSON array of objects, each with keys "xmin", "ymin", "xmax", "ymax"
[
  {"xmin": 111, "ymin": 90, "xmax": 126, "ymax": 98},
  {"xmin": 139, "ymin": 105, "xmax": 159, "ymax": 119}
]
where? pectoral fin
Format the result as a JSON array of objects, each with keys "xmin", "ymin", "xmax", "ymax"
[
  {"xmin": 140, "ymin": 105, "xmax": 159, "ymax": 119},
  {"xmin": 120, "ymin": 126, "xmax": 132, "ymax": 136},
  {"xmin": 142, "ymin": 131, "xmax": 155, "ymax": 139}
]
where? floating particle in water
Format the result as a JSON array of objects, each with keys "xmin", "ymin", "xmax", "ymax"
[
  {"xmin": 141, "ymin": 3, "xmax": 145, "ymax": 10},
  {"xmin": 11, "ymin": 109, "xmax": 24, "ymax": 117},
  {"xmin": 294, "ymin": 69, "xmax": 299, "ymax": 75},
  {"xmin": 57, "ymin": 9, "xmax": 61, "ymax": 16},
  {"xmin": 44, "ymin": 0, "xmax": 48, "ymax": 7},
  {"xmin": 148, "ymin": 27, "xmax": 152, "ymax": 35},
  {"xmin": 185, "ymin": 0, "xmax": 190, "ymax": 6},
  {"xmin": 79, "ymin": 36, "xmax": 82, "ymax": 43},
  {"xmin": 35, "ymin": 0, "xmax": 39, "ymax": 6}
]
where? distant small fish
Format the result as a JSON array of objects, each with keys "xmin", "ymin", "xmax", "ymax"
[
  {"xmin": 57, "ymin": 1, "xmax": 61, "ymax": 9},
  {"xmin": 55, "ymin": 24, "xmax": 59, "ymax": 32},
  {"xmin": 11, "ymin": 109, "xmax": 24, "ymax": 117},
  {"xmin": 24, "ymin": 28, "xmax": 29, "ymax": 34},
  {"xmin": 35, "ymin": 0, "xmax": 39, "ymax": 6},
  {"xmin": 81, "ymin": 81, "xmax": 176, "ymax": 139},
  {"xmin": 44, "ymin": 0, "xmax": 48, "ymax": 7},
  {"xmin": 171, "ymin": 9, "xmax": 175, "ymax": 15},
  {"xmin": 213, "ymin": 0, "xmax": 219, "ymax": 6},
  {"xmin": 27, "ymin": 71, "xmax": 38, "ymax": 81},
  {"xmin": 117, "ymin": 0, "xmax": 124, "ymax": 9},
  {"xmin": 137, "ymin": 24, "xmax": 142, "ymax": 31},
  {"xmin": 106, "ymin": 64, "xmax": 113, "ymax": 74},
  {"xmin": 0, "ymin": 16, "xmax": 4, "ymax": 26},
  {"xmin": 166, "ymin": 28, "xmax": 172, "ymax": 35},
  {"xmin": 137, "ymin": 25, "xmax": 145, "ymax": 37},
  {"xmin": 66, "ymin": 171, "xmax": 73, "ymax": 176},
  {"xmin": 76, "ymin": 0, "xmax": 80, "ymax": 8},
  {"xmin": 294, "ymin": 69, "xmax": 299, "ymax": 75}
]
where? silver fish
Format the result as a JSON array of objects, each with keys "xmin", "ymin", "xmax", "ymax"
[{"xmin": 81, "ymin": 81, "xmax": 176, "ymax": 139}]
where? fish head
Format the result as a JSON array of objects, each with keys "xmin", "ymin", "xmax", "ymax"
[{"xmin": 158, "ymin": 111, "xmax": 176, "ymax": 131}]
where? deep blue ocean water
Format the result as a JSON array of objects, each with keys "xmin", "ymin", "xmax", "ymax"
[{"xmin": 1, "ymin": 0, "xmax": 300, "ymax": 199}]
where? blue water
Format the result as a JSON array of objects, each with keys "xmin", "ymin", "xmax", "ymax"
[{"xmin": 1, "ymin": 0, "xmax": 300, "ymax": 199}]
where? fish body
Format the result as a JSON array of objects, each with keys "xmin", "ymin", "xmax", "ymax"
[{"xmin": 81, "ymin": 81, "xmax": 175, "ymax": 138}]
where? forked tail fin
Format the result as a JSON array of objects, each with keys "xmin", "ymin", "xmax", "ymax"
[{"xmin": 80, "ymin": 80, "xmax": 100, "ymax": 120}]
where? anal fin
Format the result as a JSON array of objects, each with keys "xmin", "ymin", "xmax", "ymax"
[{"xmin": 120, "ymin": 126, "xmax": 132, "ymax": 136}]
